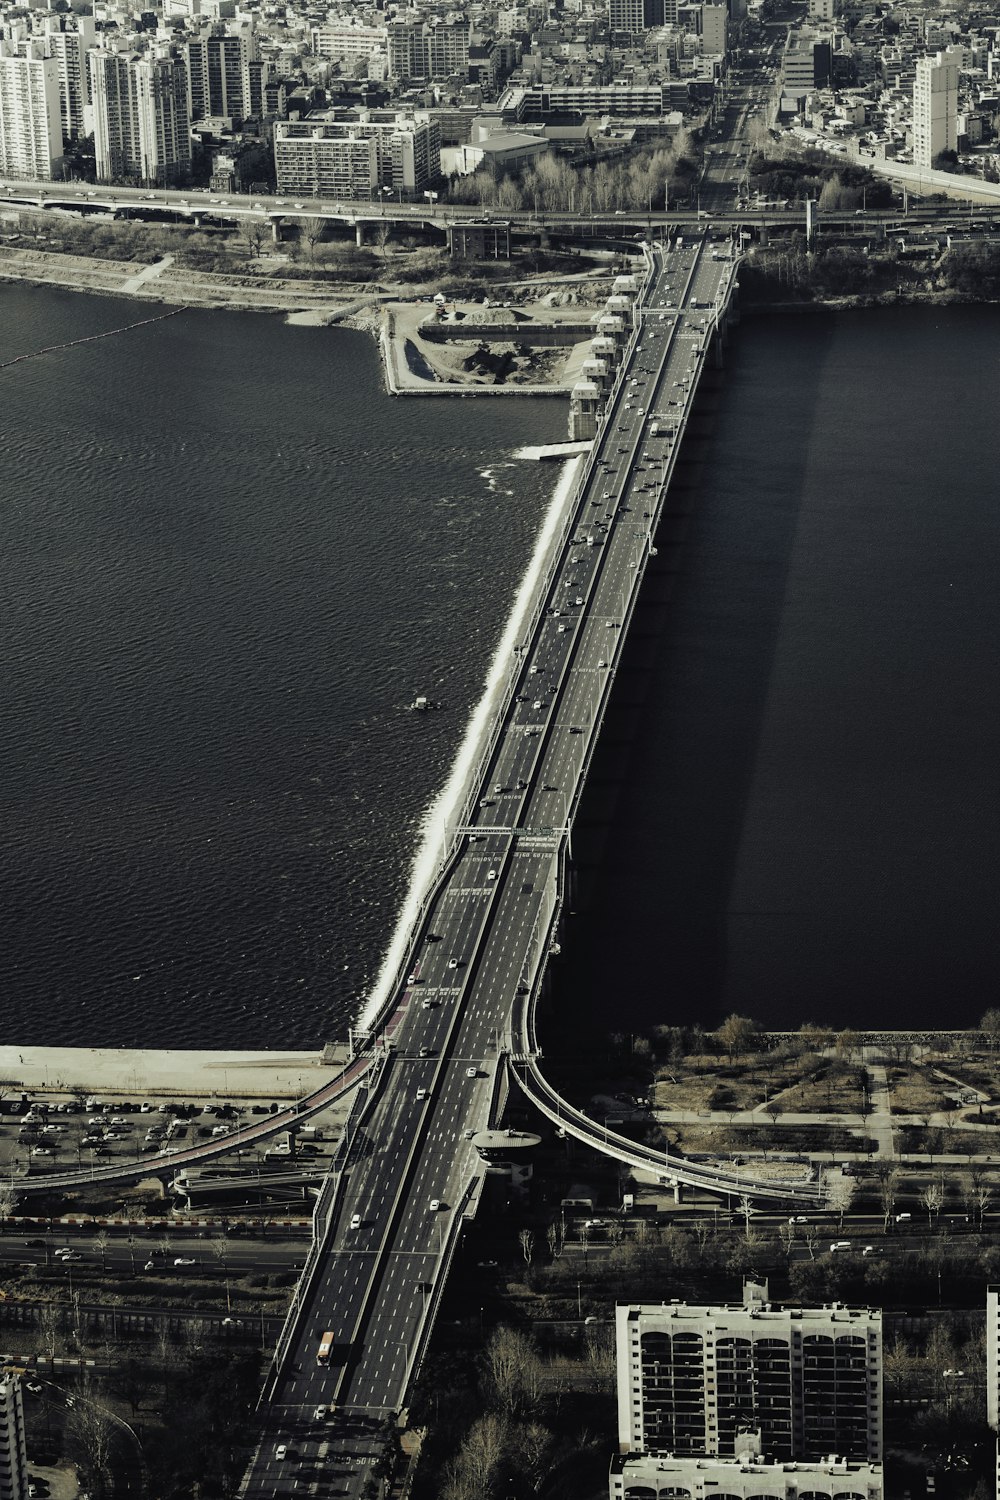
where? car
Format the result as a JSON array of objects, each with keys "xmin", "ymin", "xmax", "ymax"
[
  {"xmin": 26, "ymin": 1239, "xmax": 45, "ymax": 1249},
  {"xmin": 350, "ymin": 1213, "xmax": 362, "ymax": 1230},
  {"xmin": 466, "ymin": 1067, "xmax": 478, "ymax": 1079},
  {"xmin": 58, "ymin": 1251, "xmax": 82, "ymax": 1261},
  {"xmin": 429, "ymin": 1199, "xmax": 441, "ymax": 1211},
  {"xmin": 173, "ymin": 1257, "xmax": 196, "ymax": 1266},
  {"xmin": 486, "ymin": 869, "xmax": 497, "ymax": 881},
  {"xmin": 31, "ymin": 1146, "xmax": 53, "ymax": 1156},
  {"xmin": 829, "ymin": 1241, "xmax": 851, "ymax": 1252},
  {"xmin": 314, "ymin": 1406, "xmax": 327, "ymax": 1423},
  {"xmin": 477, "ymin": 1259, "xmax": 498, "ymax": 1268},
  {"xmin": 862, "ymin": 1245, "xmax": 879, "ymax": 1256},
  {"xmin": 573, "ymin": 596, "xmax": 584, "ymax": 606},
  {"xmin": 421, "ymin": 997, "xmax": 434, "ymax": 1009},
  {"xmin": 407, "ymin": 972, "xmax": 422, "ymax": 984},
  {"xmin": 144, "ymin": 1261, "xmax": 155, "ymax": 1271},
  {"xmin": 895, "ymin": 1212, "xmax": 911, "ymax": 1223},
  {"xmin": 416, "ymin": 1087, "xmax": 428, "ymax": 1100},
  {"xmin": 275, "ymin": 1444, "xmax": 288, "ymax": 1461},
  {"xmin": 448, "ymin": 957, "xmax": 460, "ymax": 969},
  {"xmin": 419, "ymin": 1045, "xmax": 432, "ymax": 1057},
  {"xmin": 464, "ymin": 1129, "xmax": 476, "ymax": 1140},
  {"xmin": 25, "ymin": 1382, "xmax": 42, "ymax": 1395},
  {"xmin": 54, "ymin": 1248, "xmax": 75, "ymax": 1259},
  {"xmin": 788, "ymin": 1215, "xmax": 808, "ymax": 1224}
]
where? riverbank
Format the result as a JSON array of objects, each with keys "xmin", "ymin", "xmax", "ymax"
[{"xmin": 0, "ymin": 1044, "xmax": 349, "ymax": 1097}]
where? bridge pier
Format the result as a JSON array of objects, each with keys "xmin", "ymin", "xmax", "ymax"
[{"xmin": 356, "ymin": 220, "xmax": 367, "ymax": 247}]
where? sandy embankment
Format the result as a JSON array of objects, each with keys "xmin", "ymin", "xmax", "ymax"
[{"xmin": 0, "ymin": 244, "xmax": 603, "ymax": 393}]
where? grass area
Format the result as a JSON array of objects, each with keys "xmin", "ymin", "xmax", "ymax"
[{"xmin": 669, "ymin": 1122, "xmax": 874, "ymax": 1156}]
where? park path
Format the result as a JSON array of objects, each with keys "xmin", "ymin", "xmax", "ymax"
[{"xmin": 120, "ymin": 254, "xmax": 174, "ymax": 294}]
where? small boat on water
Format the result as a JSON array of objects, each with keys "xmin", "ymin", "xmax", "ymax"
[{"xmin": 410, "ymin": 695, "xmax": 437, "ymax": 712}]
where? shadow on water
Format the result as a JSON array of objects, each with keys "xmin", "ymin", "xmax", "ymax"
[{"xmin": 539, "ymin": 313, "xmax": 839, "ymax": 1055}]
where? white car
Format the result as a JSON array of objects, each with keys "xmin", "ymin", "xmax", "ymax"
[
  {"xmin": 350, "ymin": 1213, "xmax": 362, "ymax": 1230},
  {"xmin": 429, "ymin": 1199, "xmax": 441, "ymax": 1211},
  {"xmin": 173, "ymin": 1257, "xmax": 196, "ymax": 1266},
  {"xmin": 466, "ymin": 1067, "xmax": 478, "ymax": 1079}
]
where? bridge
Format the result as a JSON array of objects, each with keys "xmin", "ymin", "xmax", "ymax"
[{"xmin": 234, "ymin": 237, "xmax": 826, "ymax": 1500}]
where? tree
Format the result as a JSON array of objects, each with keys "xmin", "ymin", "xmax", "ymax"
[
  {"xmin": 979, "ymin": 1009, "xmax": 1000, "ymax": 1052},
  {"xmin": 879, "ymin": 1168, "xmax": 900, "ymax": 1230},
  {"xmin": 716, "ymin": 1014, "xmax": 759, "ymax": 1060},
  {"xmin": 922, "ymin": 1181, "xmax": 944, "ymax": 1226},
  {"xmin": 67, "ymin": 1377, "xmax": 118, "ymax": 1492},
  {"xmin": 0, "ymin": 1184, "xmax": 18, "ymax": 1232},
  {"xmin": 481, "ymin": 1325, "xmax": 542, "ymax": 1420},
  {"xmin": 94, "ymin": 1230, "xmax": 110, "ymax": 1273},
  {"xmin": 237, "ymin": 218, "xmax": 265, "ymax": 259},
  {"xmin": 546, "ymin": 1221, "xmax": 563, "ymax": 1260},
  {"xmin": 441, "ymin": 1413, "xmax": 511, "ymax": 1500},
  {"xmin": 303, "ymin": 216, "xmax": 329, "ymax": 262},
  {"xmin": 518, "ymin": 1228, "xmax": 534, "ymax": 1265}
]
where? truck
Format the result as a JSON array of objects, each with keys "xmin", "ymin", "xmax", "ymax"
[{"xmin": 317, "ymin": 1330, "xmax": 336, "ymax": 1366}]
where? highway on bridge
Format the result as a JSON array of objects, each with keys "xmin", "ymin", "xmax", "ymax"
[{"xmin": 239, "ymin": 238, "xmax": 814, "ymax": 1500}]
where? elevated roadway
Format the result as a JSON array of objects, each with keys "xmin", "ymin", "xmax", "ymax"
[{"xmin": 239, "ymin": 238, "xmax": 824, "ymax": 1500}]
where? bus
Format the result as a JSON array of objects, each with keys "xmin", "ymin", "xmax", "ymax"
[{"xmin": 317, "ymin": 1331, "xmax": 336, "ymax": 1366}]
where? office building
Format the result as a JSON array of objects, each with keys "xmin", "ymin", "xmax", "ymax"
[
  {"xmin": 0, "ymin": 1373, "xmax": 28, "ymax": 1500},
  {"xmin": 609, "ymin": 0, "xmax": 671, "ymax": 36},
  {"xmin": 912, "ymin": 46, "xmax": 960, "ymax": 168},
  {"xmin": 0, "ymin": 39, "xmax": 64, "ymax": 180},
  {"xmin": 89, "ymin": 49, "xmax": 191, "ymax": 185},
  {"xmin": 273, "ymin": 112, "xmax": 440, "ymax": 198},
  {"xmin": 616, "ymin": 1297, "xmax": 883, "ymax": 1462}
]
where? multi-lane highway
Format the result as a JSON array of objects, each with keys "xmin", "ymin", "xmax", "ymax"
[{"xmin": 239, "ymin": 239, "xmax": 767, "ymax": 1498}]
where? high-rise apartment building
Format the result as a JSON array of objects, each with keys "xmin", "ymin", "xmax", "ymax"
[
  {"xmin": 912, "ymin": 46, "xmax": 960, "ymax": 168},
  {"xmin": 0, "ymin": 39, "xmax": 64, "ymax": 180},
  {"xmin": 184, "ymin": 25, "xmax": 258, "ymax": 125},
  {"xmin": 89, "ymin": 49, "xmax": 191, "ymax": 185},
  {"xmin": 387, "ymin": 19, "xmax": 469, "ymax": 81},
  {"xmin": 0, "ymin": 1374, "xmax": 28, "ymax": 1500},
  {"xmin": 273, "ymin": 112, "xmax": 440, "ymax": 198},
  {"xmin": 42, "ymin": 15, "xmax": 96, "ymax": 140},
  {"xmin": 616, "ymin": 1298, "xmax": 883, "ymax": 1462}
]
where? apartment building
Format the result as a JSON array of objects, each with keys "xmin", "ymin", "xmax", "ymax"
[
  {"xmin": 616, "ymin": 1298, "xmax": 883, "ymax": 1462},
  {"xmin": 0, "ymin": 39, "xmax": 63, "ymax": 180},
  {"xmin": 184, "ymin": 25, "xmax": 260, "ymax": 125},
  {"xmin": 0, "ymin": 1374, "xmax": 27, "ymax": 1500},
  {"xmin": 310, "ymin": 24, "xmax": 387, "ymax": 68},
  {"xmin": 89, "ymin": 49, "xmax": 191, "ymax": 185},
  {"xmin": 273, "ymin": 112, "xmax": 439, "ymax": 197},
  {"xmin": 387, "ymin": 18, "xmax": 469, "ymax": 81},
  {"xmin": 42, "ymin": 15, "xmax": 96, "ymax": 140},
  {"xmin": 912, "ymin": 46, "xmax": 961, "ymax": 167},
  {"xmin": 610, "ymin": 1452, "xmax": 884, "ymax": 1500}
]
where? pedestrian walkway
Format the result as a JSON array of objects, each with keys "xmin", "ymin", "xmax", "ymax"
[{"xmin": 120, "ymin": 253, "xmax": 174, "ymax": 294}]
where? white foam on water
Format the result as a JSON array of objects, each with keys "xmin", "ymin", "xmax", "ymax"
[{"xmin": 358, "ymin": 452, "xmax": 585, "ymax": 1030}]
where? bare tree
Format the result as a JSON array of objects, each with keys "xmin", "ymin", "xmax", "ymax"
[
  {"xmin": 0, "ymin": 1184, "xmax": 18, "ymax": 1232},
  {"xmin": 803, "ymin": 1224, "xmax": 818, "ymax": 1261},
  {"xmin": 546, "ymin": 1220, "xmax": 563, "ymax": 1260},
  {"xmin": 922, "ymin": 1181, "xmax": 944, "ymax": 1227},
  {"xmin": 778, "ymin": 1220, "xmax": 796, "ymax": 1258},
  {"xmin": 441, "ymin": 1413, "xmax": 511, "ymax": 1500},
  {"xmin": 827, "ymin": 1172, "xmax": 856, "ymax": 1229},
  {"xmin": 879, "ymin": 1168, "xmax": 900, "ymax": 1231},
  {"xmin": 979, "ymin": 1008, "xmax": 1000, "ymax": 1053},
  {"xmin": 302, "ymin": 216, "xmax": 329, "ymax": 262},
  {"xmin": 482, "ymin": 1325, "xmax": 542, "ymax": 1420},
  {"xmin": 237, "ymin": 218, "xmax": 265, "ymax": 259},
  {"xmin": 37, "ymin": 1300, "xmax": 61, "ymax": 1359},
  {"xmin": 716, "ymin": 1014, "xmax": 759, "ymax": 1060},
  {"xmin": 67, "ymin": 1376, "xmax": 118, "ymax": 1492},
  {"xmin": 93, "ymin": 1230, "xmax": 110, "ymax": 1273},
  {"xmin": 518, "ymin": 1228, "xmax": 534, "ymax": 1265}
]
